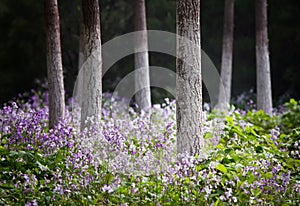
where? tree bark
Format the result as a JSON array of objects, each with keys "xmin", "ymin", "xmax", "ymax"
[
  {"xmin": 77, "ymin": 16, "xmax": 84, "ymax": 108},
  {"xmin": 44, "ymin": 0, "xmax": 65, "ymax": 128},
  {"xmin": 80, "ymin": 0, "xmax": 102, "ymax": 130},
  {"xmin": 176, "ymin": 0, "xmax": 203, "ymax": 156},
  {"xmin": 256, "ymin": 0, "xmax": 272, "ymax": 114},
  {"xmin": 218, "ymin": 0, "xmax": 234, "ymax": 109},
  {"xmin": 134, "ymin": 0, "xmax": 151, "ymax": 112}
]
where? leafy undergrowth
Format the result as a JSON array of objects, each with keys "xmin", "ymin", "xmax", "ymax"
[{"xmin": 0, "ymin": 90, "xmax": 299, "ymax": 205}]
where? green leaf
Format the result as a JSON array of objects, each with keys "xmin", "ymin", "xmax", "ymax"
[
  {"xmin": 226, "ymin": 116, "xmax": 234, "ymax": 124},
  {"xmin": 264, "ymin": 172, "xmax": 273, "ymax": 179},
  {"xmin": 36, "ymin": 161, "xmax": 49, "ymax": 171},
  {"xmin": 0, "ymin": 184, "xmax": 14, "ymax": 189},
  {"xmin": 224, "ymin": 148, "xmax": 231, "ymax": 153},
  {"xmin": 204, "ymin": 132, "xmax": 213, "ymax": 139},
  {"xmin": 214, "ymin": 197, "xmax": 220, "ymax": 206},
  {"xmin": 196, "ymin": 165, "xmax": 202, "ymax": 172},
  {"xmin": 221, "ymin": 157, "xmax": 235, "ymax": 164},
  {"xmin": 216, "ymin": 163, "xmax": 227, "ymax": 174}
]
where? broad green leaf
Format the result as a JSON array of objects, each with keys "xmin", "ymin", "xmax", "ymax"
[
  {"xmin": 216, "ymin": 163, "xmax": 227, "ymax": 174},
  {"xmin": 204, "ymin": 132, "xmax": 213, "ymax": 139}
]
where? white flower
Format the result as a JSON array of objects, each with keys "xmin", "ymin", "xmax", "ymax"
[
  {"xmin": 232, "ymin": 196, "xmax": 237, "ymax": 203},
  {"xmin": 102, "ymin": 184, "xmax": 113, "ymax": 193},
  {"xmin": 153, "ymin": 104, "xmax": 161, "ymax": 109}
]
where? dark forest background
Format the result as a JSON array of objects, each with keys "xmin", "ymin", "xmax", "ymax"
[{"xmin": 0, "ymin": 0, "xmax": 299, "ymax": 105}]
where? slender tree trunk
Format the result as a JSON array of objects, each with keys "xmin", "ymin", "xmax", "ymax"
[
  {"xmin": 80, "ymin": 0, "xmax": 102, "ymax": 130},
  {"xmin": 134, "ymin": 0, "xmax": 151, "ymax": 112},
  {"xmin": 44, "ymin": 0, "xmax": 65, "ymax": 128},
  {"xmin": 77, "ymin": 18, "xmax": 84, "ymax": 107},
  {"xmin": 218, "ymin": 0, "xmax": 234, "ymax": 109},
  {"xmin": 176, "ymin": 0, "xmax": 203, "ymax": 156},
  {"xmin": 256, "ymin": 0, "xmax": 272, "ymax": 114}
]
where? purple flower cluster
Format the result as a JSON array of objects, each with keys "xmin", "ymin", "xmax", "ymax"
[{"xmin": 0, "ymin": 101, "xmax": 75, "ymax": 155}]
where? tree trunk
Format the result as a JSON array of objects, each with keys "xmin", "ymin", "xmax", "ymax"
[
  {"xmin": 44, "ymin": 0, "xmax": 65, "ymax": 128},
  {"xmin": 256, "ymin": 0, "xmax": 272, "ymax": 114},
  {"xmin": 176, "ymin": 0, "xmax": 203, "ymax": 156},
  {"xmin": 80, "ymin": 0, "xmax": 102, "ymax": 130},
  {"xmin": 134, "ymin": 0, "xmax": 151, "ymax": 112},
  {"xmin": 218, "ymin": 0, "xmax": 234, "ymax": 109},
  {"xmin": 77, "ymin": 17, "xmax": 84, "ymax": 108}
]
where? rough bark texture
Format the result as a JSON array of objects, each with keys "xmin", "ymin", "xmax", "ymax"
[
  {"xmin": 80, "ymin": 0, "xmax": 102, "ymax": 129},
  {"xmin": 256, "ymin": 0, "xmax": 272, "ymax": 114},
  {"xmin": 176, "ymin": 0, "xmax": 203, "ymax": 156},
  {"xmin": 134, "ymin": 0, "xmax": 151, "ymax": 112},
  {"xmin": 44, "ymin": 0, "xmax": 65, "ymax": 128},
  {"xmin": 218, "ymin": 0, "xmax": 234, "ymax": 109}
]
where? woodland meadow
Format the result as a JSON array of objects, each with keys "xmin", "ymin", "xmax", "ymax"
[{"xmin": 0, "ymin": 0, "xmax": 300, "ymax": 205}]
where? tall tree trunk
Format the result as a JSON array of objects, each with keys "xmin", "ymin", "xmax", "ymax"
[
  {"xmin": 134, "ymin": 0, "xmax": 151, "ymax": 112},
  {"xmin": 80, "ymin": 0, "xmax": 102, "ymax": 130},
  {"xmin": 44, "ymin": 0, "xmax": 65, "ymax": 128},
  {"xmin": 77, "ymin": 18, "xmax": 84, "ymax": 107},
  {"xmin": 176, "ymin": 0, "xmax": 203, "ymax": 156},
  {"xmin": 218, "ymin": 0, "xmax": 234, "ymax": 109},
  {"xmin": 256, "ymin": 0, "xmax": 272, "ymax": 114}
]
